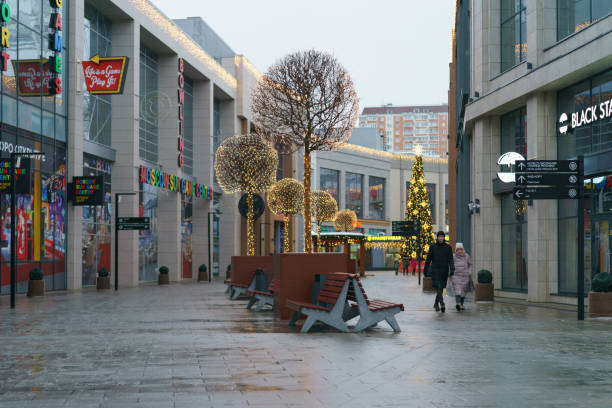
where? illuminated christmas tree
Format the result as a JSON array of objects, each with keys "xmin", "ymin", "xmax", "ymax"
[{"xmin": 403, "ymin": 149, "xmax": 434, "ymax": 264}]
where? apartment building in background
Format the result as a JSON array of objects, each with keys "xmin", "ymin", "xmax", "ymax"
[{"xmin": 359, "ymin": 105, "xmax": 449, "ymax": 158}]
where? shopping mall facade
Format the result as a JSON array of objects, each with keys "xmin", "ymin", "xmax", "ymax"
[
  {"xmin": 450, "ymin": 1, "xmax": 612, "ymax": 304},
  {"xmin": 0, "ymin": 0, "xmax": 261, "ymax": 293}
]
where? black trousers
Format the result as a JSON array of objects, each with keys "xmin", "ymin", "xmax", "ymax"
[{"xmin": 435, "ymin": 286, "xmax": 444, "ymax": 305}]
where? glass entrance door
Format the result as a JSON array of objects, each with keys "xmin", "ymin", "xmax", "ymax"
[{"xmin": 592, "ymin": 218, "xmax": 612, "ymax": 288}]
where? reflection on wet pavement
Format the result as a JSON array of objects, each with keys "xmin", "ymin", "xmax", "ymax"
[{"xmin": 1, "ymin": 271, "xmax": 612, "ymax": 407}]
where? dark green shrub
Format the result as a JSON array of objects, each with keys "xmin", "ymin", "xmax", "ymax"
[
  {"xmin": 29, "ymin": 268, "xmax": 43, "ymax": 281},
  {"xmin": 424, "ymin": 268, "xmax": 431, "ymax": 278},
  {"xmin": 227, "ymin": 264, "xmax": 231, "ymax": 271},
  {"xmin": 98, "ymin": 268, "xmax": 109, "ymax": 277},
  {"xmin": 477, "ymin": 269, "xmax": 492, "ymax": 284},
  {"xmin": 592, "ymin": 272, "xmax": 612, "ymax": 292},
  {"xmin": 159, "ymin": 266, "xmax": 169, "ymax": 275},
  {"xmin": 198, "ymin": 264, "xmax": 207, "ymax": 273}
]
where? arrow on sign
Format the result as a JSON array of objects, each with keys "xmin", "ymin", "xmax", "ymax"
[
  {"xmin": 90, "ymin": 54, "xmax": 101, "ymax": 65},
  {"xmin": 514, "ymin": 190, "xmax": 523, "ymax": 198},
  {"xmin": 517, "ymin": 162, "xmax": 526, "ymax": 170},
  {"xmin": 517, "ymin": 175, "xmax": 526, "ymax": 184}
]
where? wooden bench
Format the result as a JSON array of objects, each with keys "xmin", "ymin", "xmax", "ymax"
[
  {"xmin": 286, "ymin": 273, "xmax": 358, "ymax": 333},
  {"xmin": 246, "ymin": 278, "xmax": 280, "ymax": 311},
  {"xmin": 347, "ymin": 276, "xmax": 404, "ymax": 332},
  {"xmin": 228, "ymin": 269, "xmax": 257, "ymax": 300}
]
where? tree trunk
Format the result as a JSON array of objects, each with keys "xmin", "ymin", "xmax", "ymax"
[
  {"xmin": 283, "ymin": 215, "xmax": 290, "ymax": 253},
  {"xmin": 247, "ymin": 192, "xmax": 255, "ymax": 256},
  {"xmin": 303, "ymin": 153, "xmax": 312, "ymax": 253}
]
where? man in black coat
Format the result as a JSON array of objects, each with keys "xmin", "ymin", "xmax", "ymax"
[{"xmin": 424, "ymin": 231, "xmax": 454, "ymax": 313}]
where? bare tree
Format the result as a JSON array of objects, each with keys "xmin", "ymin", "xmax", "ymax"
[{"xmin": 252, "ymin": 49, "xmax": 359, "ymax": 253}]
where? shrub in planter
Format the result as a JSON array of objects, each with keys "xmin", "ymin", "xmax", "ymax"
[
  {"xmin": 422, "ymin": 276, "xmax": 434, "ymax": 292},
  {"xmin": 97, "ymin": 268, "xmax": 110, "ymax": 290},
  {"xmin": 27, "ymin": 268, "xmax": 45, "ymax": 297},
  {"xmin": 475, "ymin": 269, "xmax": 494, "ymax": 301},
  {"xmin": 226, "ymin": 264, "xmax": 231, "ymax": 279},
  {"xmin": 589, "ymin": 272, "xmax": 612, "ymax": 317},
  {"xmin": 198, "ymin": 264, "xmax": 208, "ymax": 282},
  {"xmin": 592, "ymin": 272, "xmax": 612, "ymax": 292},
  {"xmin": 29, "ymin": 268, "xmax": 43, "ymax": 280},
  {"xmin": 477, "ymin": 269, "xmax": 493, "ymax": 284},
  {"xmin": 158, "ymin": 266, "xmax": 169, "ymax": 285}
]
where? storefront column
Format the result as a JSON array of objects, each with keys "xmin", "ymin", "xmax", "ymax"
[
  {"xmin": 157, "ymin": 55, "xmax": 182, "ymax": 282},
  {"xmin": 65, "ymin": 0, "xmax": 85, "ymax": 289},
  {"xmin": 471, "ymin": 118, "xmax": 502, "ymax": 286},
  {"xmin": 110, "ymin": 20, "xmax": 140, "ymax": 288},
  {"xmin": 192, "ymin": 80, "xmax": 214, "ymax": 278},
  {"xmin": 526, "ymin": 92, "xmax": 558, "ymax": 302},
  {"xmin": 218, "ymin": 99, "xmax": 239, "ymax": 269}
]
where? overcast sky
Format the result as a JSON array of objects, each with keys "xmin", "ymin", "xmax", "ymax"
[{"xmin": 150, "ymin": 0, "xmax": 454, "ymax": 110}]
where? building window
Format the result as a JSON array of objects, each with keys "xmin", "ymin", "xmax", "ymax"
[
  {"xmin": 182, "ymin": 77, "xmax": 194, "ymax": 175},
  {"xmin": 181, "ymin": 194, "xmax": 193, "ymax": 278},
  {"xmin": 501, "ymin": 195, "xmax": 528, "ymax": 291},
  {"xmin": 558, "ymin": 69, "xmax": 612, "ymax": 159},
  {"xmin": 557, "ymin": 0, "xmax": 612, "ymax": 40},
  {"xmin": 500, "ymin": 107, "xmax": 527, "ymax": 157},
  {"xmin": 445, "ymin": 184, "xmax": 449, "ymax": 226},
  {"xmin": 368, "ymin": 176, "xmax": 385, "ymax": 220},
  {"xmin": 320, "ymin": 168, "xmax": 340, "ymax": 202},
  {"xmin": 501, "ymin": 0, "xmax": 527, "ymax": 72},
  {"xmin": 138, "ymin": 182, "xmax": 158, "ymax": 282},
  {"xmin": 83, "ymin": 3, "xmax": 112, "ymax": 146},
  {"xmin": 81, "ymin": 156, "xmax": 112, "ymax": 287},
  {"xmin": 345, "ymin": 172, "xmax": 363, "ymax": 218},
  {"xmin": 139, "ymin": 46, "xmax": 159, "ymax": 163}
]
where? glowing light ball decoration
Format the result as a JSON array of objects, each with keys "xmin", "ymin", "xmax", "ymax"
[
  {"xmin": 334, "ymin": 209, "xmax": 357, "ymax": 232},
  {"xmin": 267, "ymin": 178, "xmax": 304, "ymax": 253},
  {"xmin": 310, "ymin": 190, "xmax": 338, "ymax": 250},
  {"xmin": 215, "ymin": 134, "xmax": 278, "ymax": 256}
]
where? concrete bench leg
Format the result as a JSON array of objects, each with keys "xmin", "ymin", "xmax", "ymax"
[
  {"xmin": 342, "ymin": 302, "xmax": 360, "ymax": 322},
  {"xmin": 254, "ymin": 295, "xmax": 273, "ymax": 311},
  {"xmin": 288, "ymin": 311, "xmax": 301, "ymax": 326},
  {"xmin": 301, "ymin": 315, "xmax": 317, "ymax": 333},
  {"xmin": 231, "ymin": 287, "xmax": 245, "ymax": 300},
  {"xmin": 225, "ymin": 285, "xmax": 231, "ymax": 294},
  {"xmin": 247, "ymin": 297, "xmax": 257, "ymax": 310},
  {"xmin": 385, "ymin": 314, "xmax": 401, "ymax": 332}
]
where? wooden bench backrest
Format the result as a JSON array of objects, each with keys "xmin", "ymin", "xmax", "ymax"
[
  {"xmin": 347, "ymin": 275, "xmax": 370, "ymax": 305},
  {"xmin": 316, "ymin": 273, "xmax": 355, "ymax": 306}
]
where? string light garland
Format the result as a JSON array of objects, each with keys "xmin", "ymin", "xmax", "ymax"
[
  {"xmin": 403, "ymin": 155, "xmax": 435, "ymax": 261},
  {"xmin": 309, "ymin": 190, "xmax": 338, "ymax": 251},
  {"xmin": 252, "ymin": 50, "xmax": 359, "ymax": 253},
  {"xmin": 267, "ymin": 178, "xmax": 304, "ymax": 253},
  {"xmin": 215, "ymin": 134, "xmax": 278, "ymax": 256},
  {"xmin": 334, "ymin": 209, "xmax": 357, "ymax": 232}
]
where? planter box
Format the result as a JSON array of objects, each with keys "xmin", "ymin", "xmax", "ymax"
[
  {"xmin": 197, "ymin": 271, "xmax": 208, "ymax": 282},
  {"xmin": 272, "ymin": 252, "xmax": 350, "ymax": 320},
  {"xmin": 158, "ymin": 274, "xmax": 169, "ymax": 285},
  {"xmin": 27, "ymin": 280, "xmax": 45, "ymax": 297},
  {"xmin": 589, "ymin": 291, "xmax": 612, "ymax": 317},
  {"xmin": 231, "ymin": 255, "xmax": 273, "ymax": 285},
  {"xmin": 475, "ymin": 283, "xmax": 494, "ymax": 302},
  {"xmin": 422, "ymin": 276, "xmax": 434, "ymax": 292},
  {"xmin": 97, "ymin": 276, "xmax": 110, "ymax": 290}
]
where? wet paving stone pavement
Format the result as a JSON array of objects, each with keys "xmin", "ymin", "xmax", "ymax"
[{"xmin": 1, "ymin": 271, "xmax": 612, "ymax": 407}]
